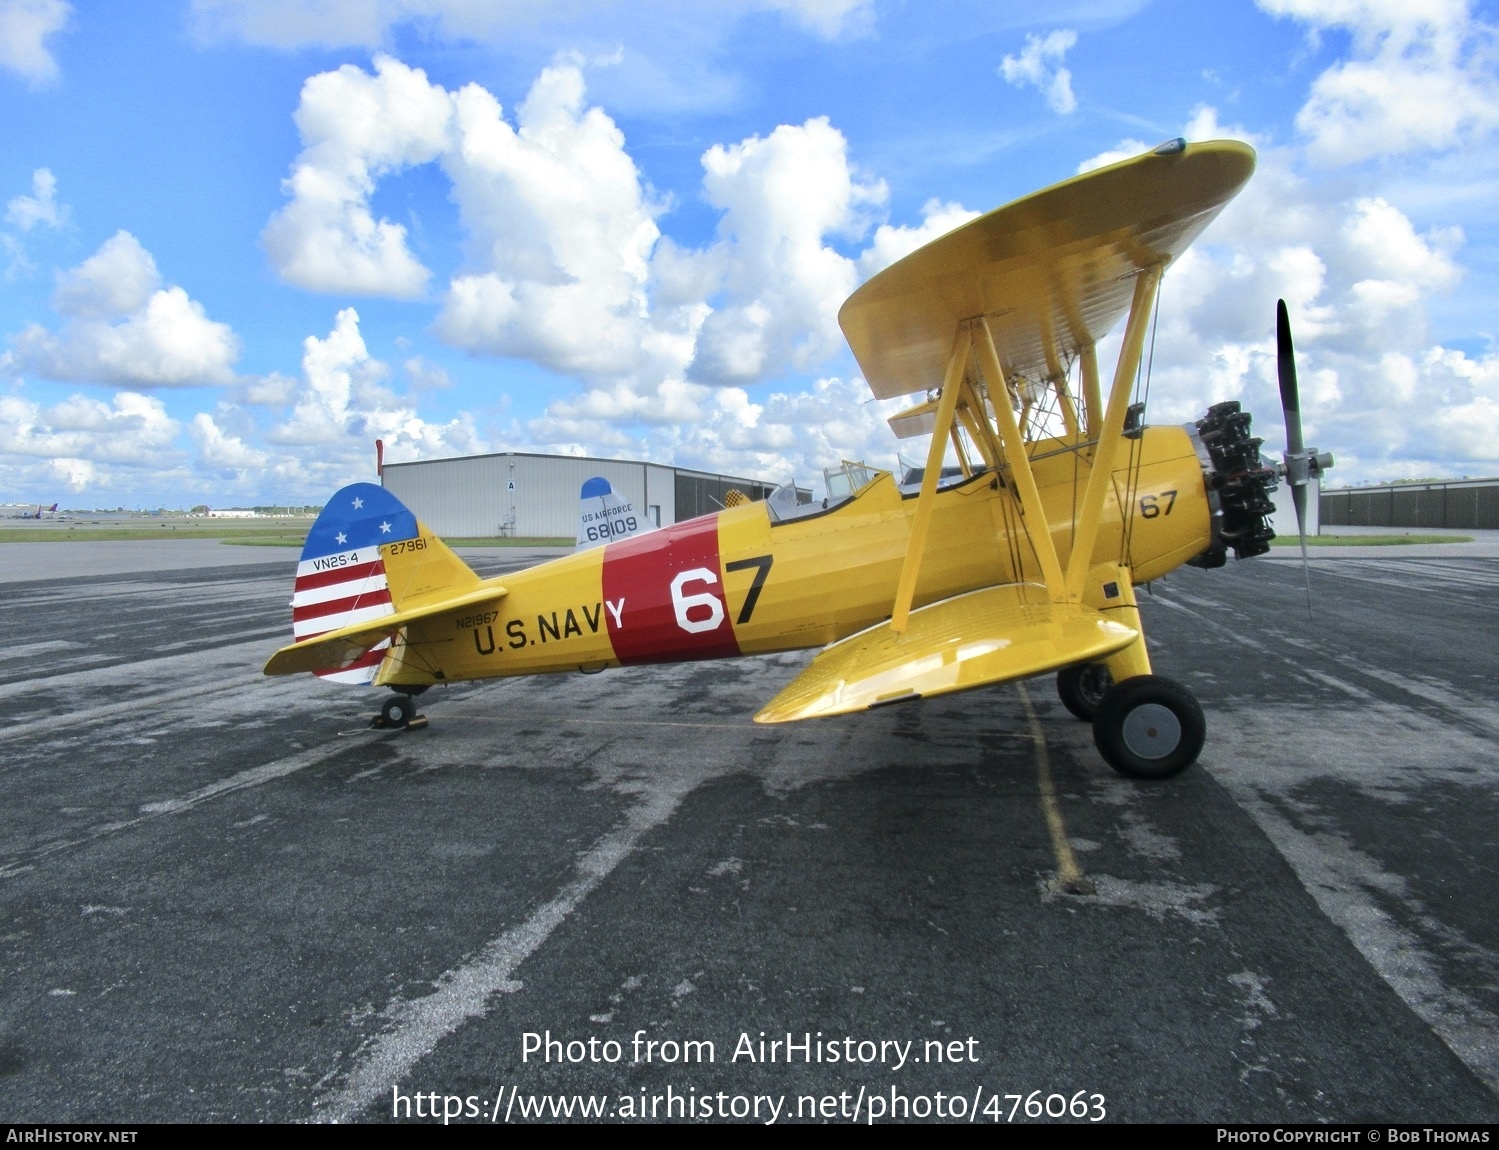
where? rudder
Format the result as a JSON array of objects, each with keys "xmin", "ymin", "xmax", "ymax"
[{"xmin": 292, "ymin": 483, "xmax": 479, "ymax": 684}]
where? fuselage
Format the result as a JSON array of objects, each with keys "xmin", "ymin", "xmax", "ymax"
[{"xmin": 377, "ymin": 425, "xmax": 1213, "ymax": 689}]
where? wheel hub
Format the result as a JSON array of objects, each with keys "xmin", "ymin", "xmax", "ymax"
[{"xmin": 1121, "ymin": 703, "xmax": 1182, "ymax": 760}]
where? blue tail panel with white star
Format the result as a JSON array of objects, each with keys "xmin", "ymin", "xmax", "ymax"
[{"xmin": 291, "ymin": 483, "xmax": 419, "ymax": 685}]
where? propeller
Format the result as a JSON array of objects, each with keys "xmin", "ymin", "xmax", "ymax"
[{"xmin": 1274, "ymin": 299, "xmax": 1334, "ymax": 614}]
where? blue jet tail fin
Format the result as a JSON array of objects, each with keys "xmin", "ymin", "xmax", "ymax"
[{"xmin": 576, "ymin": 477, "xmax": 659, "ymax": 550}]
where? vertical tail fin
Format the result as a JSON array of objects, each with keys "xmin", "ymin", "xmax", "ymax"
[
  {"xmin": 576, "ymin": 477, "xmax": 659, "ymax": 550},
  {"xmin": 292, "ymin": 483, "xmax": 478, "ymax": 684}
]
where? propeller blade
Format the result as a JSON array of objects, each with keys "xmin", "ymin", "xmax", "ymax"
[
  {"xmin": 1293, "ymin": 483, "xmax": 1313, "ymax": 618},
  {"xmin": 1276, "ymin": 299, "xmax": 1304, "ymax": 458},
  {"xmin": 1277, "ymin": 300, "xmax": 1313, "ymax": 617}
]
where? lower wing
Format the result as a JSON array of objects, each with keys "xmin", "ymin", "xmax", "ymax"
[{"xmin": 754, "ymin": 582, "xmax": 1137, "ymax": 723}]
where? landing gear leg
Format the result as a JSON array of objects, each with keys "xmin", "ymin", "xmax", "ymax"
[{"xmin": 1077, "ymin": 562, "xmax": 1202, "ymax": 778}]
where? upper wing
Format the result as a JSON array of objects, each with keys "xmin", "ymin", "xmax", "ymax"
[{"xmin": 841, "ymin": 139, "xmax": 1255, "ymax": 401}]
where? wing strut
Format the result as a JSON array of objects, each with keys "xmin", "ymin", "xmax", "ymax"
[
  {"xmin": 955, "ymin": 404, "xmax": 995, "ymax": 470},
  {"xmin": 1052, "ymin": 372, "xmax": 1081, "ymax": 439},
  {"xmin": 949, "ymin": 425, "xmax": 973, "ymax": 477},
  {"xmin": 1039, "ymin": 306, "xmax": 1080, "ymax": 438},
  {"xmin": 973, "ymin": 319, "xmax": 1068, "ymax": 603},
  {"xmin": 1064, "ymin": 264, "xmax": 1162, "ymax": 600},
  {"xmin": 1079, "ymin": 343, "xmax": 1103, "ymax": 437},
  {"xmin": 957, "ymin": 378, "xmax": 1005, "ymax": 468},
  {"xmin": 890, "ymin": 327, "xmax": 970, "ymax": 634}
]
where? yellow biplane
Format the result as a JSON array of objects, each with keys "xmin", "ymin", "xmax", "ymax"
[{"xmin": 264, "ymin": 138, "xmax": 1331, "ymax": 779}]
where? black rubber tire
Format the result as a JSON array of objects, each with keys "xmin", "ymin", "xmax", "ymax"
[
  {"xmin": 1056, "ymin": 663, "xmax": 1113, "ymax": 721},
  {"xmin": 381, "ymin": 694, "xmax": 416, "ymax": 727},
  {"xmin": 1091, "ymin": 675, "xmax": 1205, "ymax": 780}
]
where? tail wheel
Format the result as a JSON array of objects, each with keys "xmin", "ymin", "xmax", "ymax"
[
  {"xmin": 1056, "ymin": 663, "xmax": 1113, "ymax": 721},
  {"xmin": 381, "ymin": 694, "xmax": 417, "ymax": 728},
  {"xmin": 1092, "ymin": 675, "xmax": 1205, "ymax": 779}
]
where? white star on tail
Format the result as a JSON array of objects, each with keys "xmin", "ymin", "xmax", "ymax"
[
  {"xmin": 352, "ymin": 496, "xmax": 364, "ymax": 510},
  {"xmin": 379, "ymin": 521, "xmax": 392, "ymax": 533},
  {"xmin": 335, "ymin": 531, "xmax": 347, "ymax": 545}
]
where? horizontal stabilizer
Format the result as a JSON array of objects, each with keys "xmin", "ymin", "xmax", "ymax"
[
  {"xmin": 264, "ymin": 583, "xmax": 507, "ymax": 677},
  {"xmin": 754, "ymin": 583, "xmax": 1137, "ymax": 723}
]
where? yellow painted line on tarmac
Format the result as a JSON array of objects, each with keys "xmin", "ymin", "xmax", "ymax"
[{"xmin": 1016, "ymin": 682, "xmax": 1091, "ymax": 895}]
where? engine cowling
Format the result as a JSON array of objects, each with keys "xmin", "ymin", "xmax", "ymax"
[{"xmin": 1188, "ymin": 401, "xmax": 1279, "ymax": 567}]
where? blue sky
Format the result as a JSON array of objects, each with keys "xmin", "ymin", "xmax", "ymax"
[{"xmin": 3, "ymin": 0, "xmax": 1497, "ymax": 507}]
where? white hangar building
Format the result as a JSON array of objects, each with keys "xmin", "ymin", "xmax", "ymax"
[{"xmin": 380, "ymin": 451, "xmax": 777, "ymax": 539}]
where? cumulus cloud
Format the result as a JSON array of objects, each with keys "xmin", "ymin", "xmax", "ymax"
[
  {"xmin": 403, "ymin": 356, "xmax": 451, "ymax": 393},
  {"xmin": 270, "ymin": 306, "xmax": 391, "ymax": 446},
  {"xmin": 162, "ymin": 308, "xmax": 493, "ymax": 501},
  {"xmin": 1258, "ymin": 0, "xmax": 1499, "ymax": 163},
  {"xmin": 52, "ymin": 230, "xmax": 160, "ymax": 318},
  {"xmin": 7, "ymin": 231, "xmax": 239, "ymax": 387},
  {"xmin": 433, "ymin": 61, "xmax": 665, "ymax": 377},
  {"xmin": 189, "ymin": 411, "xmax": 268, "ymax": 473},
  {"xmin": 232, "ymin": 372, "xmax": 298, "ymax": 408},
  {"xmin": 685, "ymin": 117, "xmax": 885, "ymax": 385},
  {"xmin": 262, "ymin": 55, "xmax": 452, "ymax": 297},
  {"xmin": 762, "ymin": 0, "xmax": 874, "ymax": 39},
  {"xmin": 266, "ymin": 307, "xmax": 484, "ymax": 464},
  {"xmin": 0, "ymin": 0, "xmax": 70, "ymax": 85},
  {"xmin": 271, "ymin": 57, "xmax": 901, "ymax": 409},
  {"xmin": 858, "ymin": 199, "xmax": 981, "ymax": 279},
  {"xmin": 663, "ymin": 375, "xmax": 908, "ymax": 481},
  {"xmin": 0, "ymin": 390, "xmax": 181, "ymax": 492},
  {"xmin": 1072, "ymin": 110, "xmax": 1496, "ymax": 478},
  {"xmin": 999, "ymin": 29, "xmax": 1079, "ymax": 115},
  {"xmin": 5, "ymin": 169, "xmax": 67, "ymax": 231},
  {"xmin": 252, "ymin": 55, "xmax": 1025, "ymax": 491},
  {"xmin": 254, "ymin": 52, "xmax": 1499, "ymax": 488},
  {"xmin": 192, "ymin": 0, "xmax": 874, "ymax": 48},
  {"xmin": 528, "ymin": 373, "xmax": 908, "ymax": 486},
  {"xmin": 1424, "ymin": 348, "xmax": 1499, "ymax": 462}
]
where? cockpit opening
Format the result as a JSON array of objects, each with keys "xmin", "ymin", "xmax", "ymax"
[{"xmin": 766, "ymin": 460, "xmax": 885, "ymax": 522}]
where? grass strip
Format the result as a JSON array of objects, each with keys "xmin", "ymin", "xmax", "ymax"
[
  {"xmin": 0, "ymin": 528, "xmax": 305, "ymax": 543},
  {"xmin": 1270, "ymin": 533, "xmax": 1473, "ymax": 547}
]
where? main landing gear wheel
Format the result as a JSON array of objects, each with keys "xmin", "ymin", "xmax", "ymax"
[
  {"xmin": 1056, "ymin": 663, "xmax": 1113, "ymax": 721},
  {"xmin": 380, "ymin": 694, "xmax": 417, "ymax": 728},
  {"xmin": 1091, "ymin": 675, "xmax": 1205, "ymax": 780}
]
